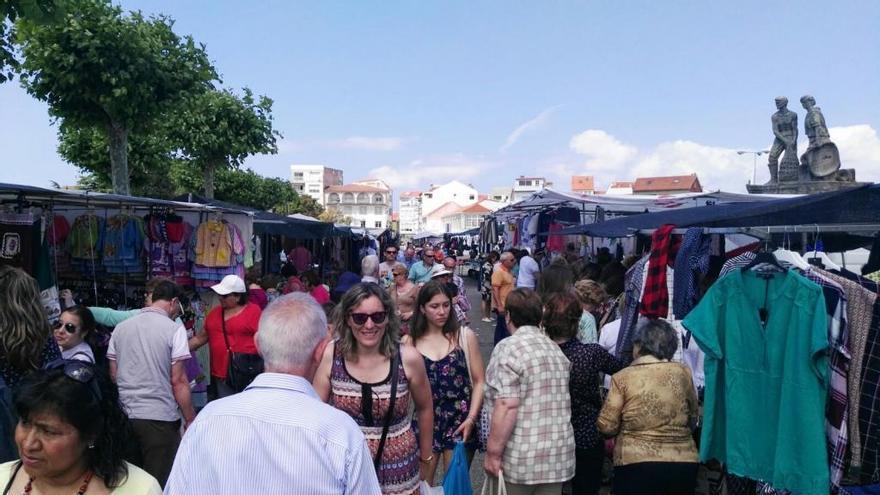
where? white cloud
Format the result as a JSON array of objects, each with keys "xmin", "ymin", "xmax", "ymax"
[
  {"xmin": 333, "ymin": 136, "xmax": 404, "ymax": 151},
  {"xmin": 276, "ymin": 139, "xmax": 305, "ymax": 153},
  {"xmin": 500, "ymin": 105, "xmax": 561, "ymax": 153},
  {"xmin": 561, "ymin": 124, "xmax": 880, "ymax": 193},
  {"xmin": 369, "ymin": 154, "xmax": 496, "ymax": 190}
]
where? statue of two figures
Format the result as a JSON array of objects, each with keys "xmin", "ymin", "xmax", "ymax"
[{"xmin": 766, "ymin": 95, "xmax": 846, "ymax": 184}]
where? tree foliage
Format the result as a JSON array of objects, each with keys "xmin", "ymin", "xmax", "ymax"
[
  {"xmin": 170, "ymin": 166, "xmax": 300, "ymax": 213},
  {"xmin": 274, "ymin": 194, "xmax": 325, "ymax": 218},
  {"xmin": 318, "ymin": 208, "xmax": 352, "ymax": 225},
  {"xmin": 170, "ymin": 87, "xmax": 280, "ymax": 198},
  {"xmin": 15, "ymin": 0, "xmax": 216, "ymax": 194},
  {"xmin": 0, "ymin": 0, "xmax": 60, "ymax": 82}
]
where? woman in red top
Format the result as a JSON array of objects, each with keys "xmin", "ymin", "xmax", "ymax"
[
  {"xmin": 189, "ymin": 275, "xmax": 262, "ymax": 400},
  {"xmin": 301, "ymin": 270, "xmax": 330, "ymax": 305}
]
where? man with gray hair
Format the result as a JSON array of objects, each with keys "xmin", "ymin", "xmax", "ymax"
[{"xmin": 165, "ymin": 293, "xmax": 381, "ymax": 494}]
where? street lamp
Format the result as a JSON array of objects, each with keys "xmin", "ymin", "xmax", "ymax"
[{"xmin": 737, "ymin": 150, "xmax": 771, "ymax": 184}]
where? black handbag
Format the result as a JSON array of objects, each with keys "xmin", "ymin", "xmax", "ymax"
[{"xmin": 220, "ymin": 309, "xmax": 263, "ymax": 392}]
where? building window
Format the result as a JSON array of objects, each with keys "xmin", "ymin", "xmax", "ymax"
[
  {"xmin": 424, "ymin": 193, "xmax": 432, "ymax": 199},
  {"xmin": 375, "ymin": 221, "xmax": 382, "ymax": 228},
  {"xmin": 373, "ymin": 194, "xmax": 384, "ymax": 204},
  {"xmin": 374, "ymin": 206, "xmax": 384, "ymax": 215},
  {"xmin": 293, "ymin": 172, "xmax": 303, "ymax": 179},
  {"xmin": 343, "ymin": 205, "xmax": 352, "ymax": 214},
  {"xmin": 357, "ymin": 193, "xmax": 369, "ymax": 204},
  {"xmin": 327, "ymin": 193, "xmax": 340, "ymax": 204},
  {"xmin": 359, "ymin": 206, "xmax": 367, "ymax": 215},
  {"xmin": 343, "ymin": 192, "xmax": 354, "ymax": 203},
  {"xmin": 469, "ymin": 195, "xmax": 475, "ymax": 200},
  {"xmin": 360, "ymin": 220, "xmax": 366, "ymax": 228}
]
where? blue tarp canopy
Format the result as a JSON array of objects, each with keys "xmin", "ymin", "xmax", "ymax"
[
  {"xmin": 556, "ymin": 184, "xmax": 880, "ymax": 238},
  {"xmin": 173, "ymin": 194, "xmax": 336, "ymax": 239}
]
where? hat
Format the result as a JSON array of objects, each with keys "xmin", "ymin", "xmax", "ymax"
[
  {"xmin": 211, "ymin": 275, "xmax": 246, "ymax": 295},
  {"xmin": 431, "ymin": 266, "xmax": 453, "ymax": 278},
  {"xmin": 333, "ymin": 271, "xmax": 361, "ymax": 294}
]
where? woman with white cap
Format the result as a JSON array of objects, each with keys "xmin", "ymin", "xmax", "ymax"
[{"xmin": 189, "ymin": 275, "xmax": 263, "ymax": 400}]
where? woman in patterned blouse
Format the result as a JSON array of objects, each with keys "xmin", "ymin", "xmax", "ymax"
[{"xmin": 597, "ymin": 318, "xmax": 699, "ymax": 495}]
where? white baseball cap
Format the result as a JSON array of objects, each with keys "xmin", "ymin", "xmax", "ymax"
[
  {"xmin": 211, "ymin": 275, "xmax": 246, "ymax": 295},
  {"xmin": 431, "ymin": 267, "xmax": 453, "ymax": 278}
]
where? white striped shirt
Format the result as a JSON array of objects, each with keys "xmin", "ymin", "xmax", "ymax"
[{"xmin": 164, "ymin": 373, "xmax": 381, "ymax": 495}]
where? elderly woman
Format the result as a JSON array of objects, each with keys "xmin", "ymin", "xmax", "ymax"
[
  {"xmin": 597, "ymin": 319, "xmax": 699, "ymax": 495},
  {"xmin": 483, "ymin": 288, "xmax": 575, "ymax": 493},
  {"xmin": 389, "ymin": 263, "xmax": 419, "ymax": 335},
  {"xmin": 313, "ymin": 283, "xmax": 434, "ymax": 494},
  {"xmin": 405, "ymin": 281, "xmax": 484, "ymax": 484},
  {"xmin": 0, "ymin": 360, "xmax": 161, "ymax": 493},
  {"xmin": 361, "ymin": 254, "xmax": 380, "ymax": 284},
  {"xmin": 574, "ymin": 279, "xmax": 608, "ymax": 344},
  {"xmin": 189, "ymin": 275, "xmax": 263, "ymax": 398},
  {"xmin": 544, "ymin": 291, "xmax": 623, "ymax": 495}
]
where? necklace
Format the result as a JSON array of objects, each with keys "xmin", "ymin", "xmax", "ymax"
[{"xmin": 23, "ymin": 470, "xmax": 93, "ymax": 495}]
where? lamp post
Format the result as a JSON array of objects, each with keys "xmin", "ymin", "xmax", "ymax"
[{"xmin": 737, "ymin": 150, "xmax": 771, "ymax": 184}]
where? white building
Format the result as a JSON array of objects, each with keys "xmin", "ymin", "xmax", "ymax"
[
  {"xmin": 511, "ymin": 176, "xmax": 550, "ymax": 203},
  {"xmin": 399, "ymin": 191, "xmax": 422, "ymax": 235},
  {"xmin": 290, "ymin": 164, "xmax": 343, "ymax": 206},
  {"xmin": 325, "ymin": 180, "xmax": 392, "ymax": 229},
  {"xmin": 489, "ymin": 186, "xmax": 511, "ymax": 204},
  {"xmin": 440, "ymin": 202, "xmax": 501, "ymax": 233},
  {"xmin": 420, "ymin": 180, "xmax": 480, "ymax": 233},
  {"xmin": 605, "ymin": 181, "xmax": 634, "ymax": 195}
]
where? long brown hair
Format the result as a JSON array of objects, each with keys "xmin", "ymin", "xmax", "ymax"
[
  {"xmin": 0, "ymin": 266, "xmax": 51, "ymax": 371},
  {"xmin": 332, "ymin": 282, "xmax": 400, "ymax": 359},
  {"xmin": 409, "ymin": 280, "xmax": 460, "ymax": 343}
]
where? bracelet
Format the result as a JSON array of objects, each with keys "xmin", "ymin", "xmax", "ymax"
[{"xmin": 420, "ymin": 454, "xmax": 434, "ymax": 463}]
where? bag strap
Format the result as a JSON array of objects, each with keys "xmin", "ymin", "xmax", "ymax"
[
  {"xmin": 219, "ymin": 309, "xmax": 232, "ymax": 354},
  {"xmin": 373, "ymin": 349, "xmax": 400, "ymax": 472},
  {"xmin": 459, "ymin": 327, "xmax": 473, "ymax": 386}
]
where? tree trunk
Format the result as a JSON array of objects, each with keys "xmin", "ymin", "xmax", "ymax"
[
  {"xmin": 107, "ymin": 120, "xmax": 130, "ymax": 195},
  {"xmin": 203, "ymin": 161, "xmax": 216, "ymax": 199}
]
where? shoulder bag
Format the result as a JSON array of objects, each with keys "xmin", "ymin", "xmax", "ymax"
[
  {"xmin": 374, "ymin": 349, "xmax": 400, "ymax": 472},
  {"xmin": 221, "ymin": 309, "xmax": 264, "ymax": 392}
]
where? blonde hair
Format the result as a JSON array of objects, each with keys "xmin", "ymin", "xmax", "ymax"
[
  {"xmin": 0, "ymin": 266, "xmax": 51, "ymax": 371},
  {"xmin": 574, "ymin": 279, "xmax": 607, "ymax": 307}
]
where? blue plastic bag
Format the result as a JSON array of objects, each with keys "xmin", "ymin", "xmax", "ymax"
[{"xmin": 442, "ymin": 441, "xmax": 473, "ymax": 495}]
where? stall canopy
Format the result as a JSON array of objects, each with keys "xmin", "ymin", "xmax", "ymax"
[
  {"xmin": 173, "ymin": 194, "xmax": 336, "ymax": 239},
  {"xmin": 556, "ymin": 184, "xmax": 880, "ymax": 241},
  {"xmin": 491, "ymin": 188, "xmax": 779, "ymax": 220}
]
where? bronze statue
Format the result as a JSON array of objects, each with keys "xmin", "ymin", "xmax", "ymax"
[
  {"xmin": 766, "ymin": 97, "xmax": 798, "ymax": 184},
  {"xmin": 800, "ymin": 95, "xmax": 840, "ymax": 178}
]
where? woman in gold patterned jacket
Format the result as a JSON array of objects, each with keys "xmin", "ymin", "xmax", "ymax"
[{"xmin": 597, "ymin": 319, "xmax": 699, "ymax": 495}]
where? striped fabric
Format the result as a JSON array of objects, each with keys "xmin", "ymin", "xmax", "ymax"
[{"xmin": 164, "ymin": 373, "xmax": 381, "ymax": 495}]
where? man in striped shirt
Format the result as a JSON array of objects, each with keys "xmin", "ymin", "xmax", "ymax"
[{"xmin": 165, "ymin": 293, "xmax": 381, "ymax": 495}]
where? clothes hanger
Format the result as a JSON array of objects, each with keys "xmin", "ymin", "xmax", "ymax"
[
  {"xmin": 742, "ymin": 236, "xmax": 786, "ymax": 273},
  {"xmin": 805, "ymin": 225, "xmax": 840, "ymax": 271},
  {"xmin": 773, "ymin": 227, "xmax": 809, "ymax": 270}
]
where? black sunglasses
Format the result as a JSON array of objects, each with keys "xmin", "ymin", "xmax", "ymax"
[
  {"xmin": 350, "ymin": 311, "xmax": 388, "ymax": 325},
  {"xmin": 386, "ymin": 249, "xmax": 398, "ymax": 254},
  {"xmin": 43, "ymin": 359, "xmax": 102, "ymax": 401},
  {"xmin": 52, "ymin": 321, "xmax": 79, "ymax": 334}
]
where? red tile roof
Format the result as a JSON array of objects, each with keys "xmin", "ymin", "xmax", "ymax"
[
  {"xmin": 400, "ymin": 191, "xmax": 421, "ymax": 198},
  {"xmin": 461, "ymin": 203, "xmax": 491, "ymax": 214},
  {"xmin": 632, "ymin": 174, "xmax": 702, "ymax": 193},
  {"xmin": 326, "ymin": 184, "xmax": 387, "ymax": 193},
  {"xmin": 571, "ymin": 175, "xmax": 595, "ymax": 191}
]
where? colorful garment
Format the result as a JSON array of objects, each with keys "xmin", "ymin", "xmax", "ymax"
[
  {"xmin": 195, "ymin": 220, "xmax": 233, "ymax": 267},
  {"xmin": 640, "ymin": 224, "xmax": 681, "ymax": 319},
  {"xmin": 683, "ymin": 270, "xmax": 830, "ymax": 495},
  {"xmin": 329, "ymin": 345, "xmax": 419, "ymax": 495},
  {"xmin": 576, "ymin": 311, "xmax": 597, "ymax": 344},
  {"xmin": 422, "ymin": 347, "xmax": 478, "ymax": 452}
]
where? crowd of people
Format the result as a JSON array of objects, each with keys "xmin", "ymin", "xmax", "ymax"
[{"xmin": 0, "ymin": 240, "xmax": 705, "ymax": 495}]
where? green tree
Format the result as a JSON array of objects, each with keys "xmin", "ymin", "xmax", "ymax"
[
  {"xmin": 171, "ymin": 87, "xmax": 280, "ymax": 199},
  {"xmin": 275, "ymin": 194, "xmax": 325, "ymax": 218},
  {"xmin": 318, "ymin": 208, "xmax": 352, "ymax": 225},
  {"xmin": 1, "ymin": 0, "xmax": 60, "ymax": 82},
  {"xmin": 170, "ymin": 165, "xmax": 300, "ymax": 212},
  {"xmin": 16, "ymin": 0, "xmax": 216, "ymax": 195}
]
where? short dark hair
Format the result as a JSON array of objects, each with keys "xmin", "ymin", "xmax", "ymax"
[
  {"xmin": 542, "ymin": 291, "xmax": 581, "ymax": 341},
  {"xmin": 15, "ymin": 364, "xmax": 133, "ymax": 487},
  {"xmin": 150, "ymin": 280, "xmax": 182, "ymax": 303},
  {"xmin": 505, "ymin": 288, "xmax": 543, "ymax": 328},
  {"xmin": 633, "ymin": 319, "xmax": 678, "ymax": 361}
]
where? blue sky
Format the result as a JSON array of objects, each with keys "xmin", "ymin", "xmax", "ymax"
[{"xmin": 2, "ymin": 1, "xmax": 879, "ymax": 197}]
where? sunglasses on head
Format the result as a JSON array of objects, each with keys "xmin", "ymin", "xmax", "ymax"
[
  {"xmin": 52, "ymin": 321, "xmax": 79, "ymax": 334},
  {"xmin": 43, "ymin": 359, "xmax": 102, "ymax": 401},
  {"xmin": 350, "ymin": 311, "xmax": 388, "ymax": 325}
]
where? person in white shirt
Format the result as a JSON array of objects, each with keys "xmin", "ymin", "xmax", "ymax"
[
  {"xmin": 515, "ymin": 248, "xmax": 543, "ymax": 289},
  {"xmin": 165, "ymin": 293, "xmax": 381, "ymax": 495}
]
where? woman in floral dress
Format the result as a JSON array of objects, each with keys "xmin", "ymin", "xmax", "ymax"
[{"xmin": 405, "ymin": 281, "xmax": 485, "ymax": 485}]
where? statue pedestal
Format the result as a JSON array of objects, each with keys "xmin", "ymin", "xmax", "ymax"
[{"xmin": 746, "ymin": 169, "xmax": 866, "ymax": 194}]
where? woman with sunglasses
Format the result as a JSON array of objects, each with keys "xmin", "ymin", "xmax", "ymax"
[
  {"xmin": 0, "ymin": 360, "xmax": 161, "ymax": 494},
  {"xmin": 404, "ymin": 281, "xmax": 484, "ymax": 485},
  {"xmin": 388, "ymin": 263, "xmax": 419, "ymax": 336},
  {"xmin": 313, "ymin": 283, "xmax": 434, "ymax": 494},
  {"xmin": 54, "ymin": 307, "xmax": 96, "ymax": 364}
]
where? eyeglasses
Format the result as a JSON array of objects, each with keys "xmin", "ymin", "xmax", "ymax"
[
  {"xmin": 350, "ymin": 311, "xmax": 388, "ymax": 325},
  {"xmin": 52, "ymin": 321, "xmax": 79, "ymax": 334},
  {"xmin": 385, "ymin": 250, "xmax": 398, "ymax": 255},
  {"xmin": 43, "ymin": 359, "xmax": 102, "ymax": 401}
]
